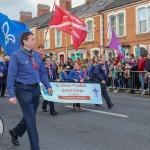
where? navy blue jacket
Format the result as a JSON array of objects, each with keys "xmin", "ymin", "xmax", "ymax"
[
  {"xmin": 68, "ymin": 69, "xmax": 84, "ymax": 82},
  {"xmin": 0, "ymin": 62, "xmax": 5, "ymax": 73},
  {"xmin": 82, "ymin": 70, "xmax": 89, "ymax": 81},
  {"xmin": 97, "ymin": 63, "xmax": 109, "ymax": 81},
  {"xmin": 45, "ymin": 65, "xmax": 58, "ymax": 81},
  {"xmin": 88, "ymin": 63, "xmax": 99, "ymax": 78},
  {"xmin": 0, "ymin": 62, "xmax": 6, "ymax": 85},
  {"xmin": 145, "ymin": 59, "xmax": 150, "ymax": 72},
  {"xmin": 61, "ymin": 71, "xmax": 68, "ymax": 80},
  {"xmin": 7, "ymin": 49, "xmax": 51, "ymax": 98}
]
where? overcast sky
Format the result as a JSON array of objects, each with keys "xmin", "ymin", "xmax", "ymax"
[{"xmin": 0, "ymin": 0, "xmax": 85, "ymax": 20}]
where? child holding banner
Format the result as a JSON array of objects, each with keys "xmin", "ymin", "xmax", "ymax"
[
  {"xmin": 81, "ymin": 65, "xmax": 89, "ymax": 81},
  {"xmin": 68, "ymin": 60, "xmax": 84, "ymax": 111},
  {"xmin": 88, "ymin": 56, "xmax": 99, "ymax": 81},
  {"xmin": 60, "ymin": 67, "xmax": 68, "ymax": 81},
  {"xmin": 42, "ymin": 56, "xmax": 58, "ymax": 115}
]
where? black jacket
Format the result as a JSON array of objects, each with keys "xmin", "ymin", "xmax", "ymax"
[{"xmin": 145, "ymin": 59, "xmax": 150, "ymax": 72}]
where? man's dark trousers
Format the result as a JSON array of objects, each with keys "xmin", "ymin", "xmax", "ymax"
[{"xmin": 13, "ymin": 83, "xmax": 40, "ymax": 150}]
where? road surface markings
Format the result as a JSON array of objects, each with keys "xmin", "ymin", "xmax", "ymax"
[
  {"xmin": 109, "ymin": 94, "xmax": 150, "ymax": 101},
  {"xmin": 65, "ymin": 105, "xmax": 129, "ymax": 118}
]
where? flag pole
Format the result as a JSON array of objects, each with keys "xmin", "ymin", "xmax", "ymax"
[
  {"xmin": 43, "ymin": 0, "xmax": 56, "ymax": 50},
  {"xmin": 65, "ymin": 33, "xmax": 68, "ymax": 61}
]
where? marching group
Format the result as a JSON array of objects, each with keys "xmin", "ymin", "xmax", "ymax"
[{"xmin": 0, "ymin": 32, "xmax": 150, "ymax": 150}]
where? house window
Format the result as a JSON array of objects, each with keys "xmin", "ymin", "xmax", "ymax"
[
  {"xmin": 136, "ymin": 3, "xmax": 150, "ymax": 34},
  {"xmin": 30, "ymin": 28, "xmax": 35, "ymax": 35},
  {"xmin": 44, "ymin": 30, "xmax": 50, "ymax": 49},
  {"xmin": 55, "ymin": 29, "xmax": 62, "ymax": 47},
  {"xmin": 138, "ymin": 8, "xmax": 147, "ymax": 33},
  {"xmin": 110, "ymin": 16, "xmax": 116, "ymax": 33},
  {"xmin": 118, "ymin": 13, "xmax": 124, "ymax": 36},
  {"xmin": 76, "ymin": 52, "xmax": 83, "ymax": 60},
  {"xmin": 86, "ymin": 19, "xmax": 94, "ymax": 41},
  {"xmin": 109, "ymin": 12, "xmax": 125, "ymax": 37}
]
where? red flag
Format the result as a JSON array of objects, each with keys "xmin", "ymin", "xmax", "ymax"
[{"xmin": 49, "ymin": 5, "xmax": 87, "ymax": 50}]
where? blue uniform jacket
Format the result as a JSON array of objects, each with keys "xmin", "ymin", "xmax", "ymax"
[
  {"xmin": 97, "ymin": 63, "xmax": 109, "ymax": 81},
  {"xmin": 0, "ymin": 62, "xmax": 5, "ymax": 73},
  {"xmin": 88, "ymin": 63, "xmax": 99, "ymax": 78},
  {"xmin": 45, "ymin": 65, "xmax": 58, "ymax": 81},
  {"xmin": 0, "ymin": 62, "xmax": 6, "ymax": 85},
  {"xmin": 145, "ymin": 59, "xmax": 150, "ymax": 72},
  {"xmin": 82, "ymin": 70, "xmax": 89, "ymax": 81},
  {"xmin": 7, "ymin": 49, "xmax": 51, "ymax": 98},
  {"xmin": 68, "ymin": 69, "xmax": 84, "ymax": 82},
  {"xmin": 61, "ymin": 71, "xmax": 68, "ymax": 80}
]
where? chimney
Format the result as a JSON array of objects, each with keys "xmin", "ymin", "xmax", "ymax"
[
  {"xmin": 20, "ymin": 11, "xmax": 32, "ymax": 22},
  {"xmin": 37, "ymin": 4, "xmax": 50, "ymax": 17},
  {"xmin": 59, "ymin": 0, "xmax": 72, "ymax": 10},
  {"xmin": 85, "ymin": 0, "xmax": 93, "ymax": 5}
]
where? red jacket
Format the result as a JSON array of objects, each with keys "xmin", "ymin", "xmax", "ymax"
[{"xmin": 138, "ymin": 58, "xmax": 146, "ymax": 74}]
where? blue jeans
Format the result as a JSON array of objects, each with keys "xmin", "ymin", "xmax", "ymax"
[
  {"xmin": 139, "ymin": 74, "xmax": 145, "ymax": 90},
  {"xmin": 118, "ymin": 78, "xmax": 124, "ymax": 88},
  {"xmin": 13, "ymin": 83, "xmax": 40, "ymax": 150}
]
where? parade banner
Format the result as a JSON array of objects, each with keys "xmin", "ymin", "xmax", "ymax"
[{"xmin": 40, "ymin": 82, "xmax": 102, "ymax": 104}]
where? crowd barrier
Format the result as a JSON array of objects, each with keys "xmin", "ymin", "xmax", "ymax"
[{"xmin": 107, "ymin": 71, "xmax": 150, "ymax": 95}]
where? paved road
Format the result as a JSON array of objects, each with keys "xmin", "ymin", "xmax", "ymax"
[{"xmin": 0, "ymin": 92, "xmax": 150, "ymax": 150}]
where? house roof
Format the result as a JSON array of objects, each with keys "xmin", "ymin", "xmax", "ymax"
[
  {"xmin": 101, "ymin": 0, "xmax": 143, "ymax": 12},
  {"xmin": 24, "ymin": 0, "xmax": 144, "ymax": 29},
  {"xmin": 24, "ymin": 0, "xmax": 112, "ymax": 29},
  {"xmin": 24, "ymin": 13, "xmax": 51, "ymax": 28},
  {"xmin": 70, "ymin": 0, "xmax": 113, "ymax": 17}
]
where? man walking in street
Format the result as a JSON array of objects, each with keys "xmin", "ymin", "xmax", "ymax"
[{"xmin": 7, "ymin": 32, "xmax": 53, "ymax": 150}]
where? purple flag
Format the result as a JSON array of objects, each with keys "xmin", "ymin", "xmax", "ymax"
[{"xmin": 107, "ymin": 27, "xmax": 137, "ymax": 66}]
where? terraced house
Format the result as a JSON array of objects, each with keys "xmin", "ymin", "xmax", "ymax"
[{"xmin": 1, "ymin": 0, "xmax": 150, "ymax": 60}]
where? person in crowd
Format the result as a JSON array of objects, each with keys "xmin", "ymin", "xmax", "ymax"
[
  {"xmin": 84, "ymin": 58, "xmax": 91, "ymax": 71},
  {"xmin": 113, "ymin": 65, "xmax": 117, "ymax": 87},
  {"xmin": 117, "ymin": 65, "xmax": 124, "ymax": 88},
  {"xmin": 81, "ymin": 65, "xmax": 89, "ymax": 81},
  {"xmin": 61, "ymin": 67, "xmax": 68, "ymax": 81},
  {"xmin": 1, "ymin": 55, "xmax": 10, "ymax": 97},
  {"xmin": 0, "ymin": 61, "xmax": 7, "ymax": 97},
  {"xmin": 108, "ymin": 59, "xmax": 114, "ymax": 86},
  {"xmin": 37, "ymin": 44, "xmax": 45, "ymax": 61},
  {"xmin": 138, "ymin": 54, "xmax": 146, "ymax": 92},
  {"xmin": 125, "ymin": 53, "xmax": 130, "ymax": 60},
  {"xmin": 98, "ymin": 54, "xmax": 114, "ymax": 109},
  {"xmin": 144, "ymin": 52, "xmax": 150, "ymax": 92},
  {"xmin": 64, "ymin": 60, "xmax": 71, "ymax": 70},
  {"xmin": 42, "ymin": 56, "xmax": 58, "ymax": 115},
  {"xmin": 7, "ymin": 32, "xmax": 53, "ymax": 149},
  {"xmin": 88, "ymin": 56, "xmax": 99, "ymax": 81},
  {"xmin": 124, "ymin": 63, "xmax": 131, "ymax": 78},
  {"xmin": 68, "ymin": 60, "xmax": 84, "ymax": 111},
  {"xmin": 130, "ymin": 54, "xmax": 135, "ymax": 62},
  {"xmin": 57, "ymin": 60, "xmax": 65, "ymax": 78},
  {"xmin": 145, "ymin": 52, "xmax": 150, "ymax": 72}
]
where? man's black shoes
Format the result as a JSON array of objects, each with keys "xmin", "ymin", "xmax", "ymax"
[{"xmin": 9, "ymin": 130, "xmax": 19, "ymax": 146}]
